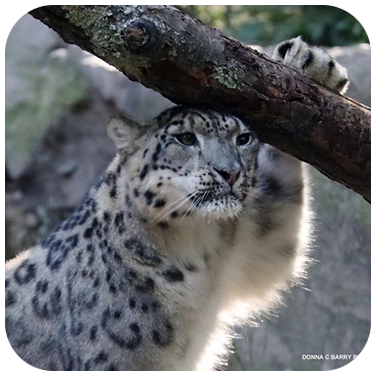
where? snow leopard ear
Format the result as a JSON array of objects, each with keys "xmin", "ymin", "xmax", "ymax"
[{"xmin": 107, "ymin": 115, "xmax": 146, "ymax": 153}]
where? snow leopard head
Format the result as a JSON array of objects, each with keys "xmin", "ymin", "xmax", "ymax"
[{"xmin": 108, "ymin": 106, "xmax": 260, "ymax": 222}]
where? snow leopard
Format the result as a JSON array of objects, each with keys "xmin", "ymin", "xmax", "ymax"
[{"xmin": 5, "ymin": 37, "xmax": 348, "ymax": 370}]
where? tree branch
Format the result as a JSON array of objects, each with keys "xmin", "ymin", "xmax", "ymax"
[{"xmin": 30, "ymin": 5, "xmax": 371, "ymax": 203}]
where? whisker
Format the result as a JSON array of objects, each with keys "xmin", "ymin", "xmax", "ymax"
[
  {"xmin": 202, "ymin": 190, "xmax": 210, "ymax": 203},
  {"xmin": 197, "ymin": 190, "xmax": 208, "ymax": 209},
  {"xmin": 180, "ymin": 194, "xmax": 200, "ymax": 221},
  {"xmin": 152, "ymin": 189, "xmax": 196, "ymax": 222},
  {"xmin": 156, "ymin": 193, "xmax": 196, "ymax": 223},
  {"xmin": 181, "ymin": 190, "xmax": 209, "ymax": 221}
]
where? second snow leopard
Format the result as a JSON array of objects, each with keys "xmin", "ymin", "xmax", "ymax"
[{"xmin": 5, "ymin": 37, "xmax": 348, "ymax": 370}]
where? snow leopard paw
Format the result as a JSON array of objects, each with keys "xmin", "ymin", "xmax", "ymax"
[{"xmin": 272, "ymin": 36, "xmax": 349, "ymax": 94}]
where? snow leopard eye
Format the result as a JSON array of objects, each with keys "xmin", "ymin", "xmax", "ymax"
[
  {"xmin": 176, "ymin": 132, "xmax": 197, "ymax": 146},
  {"xmin": 236, "ymin": 133, "xmax": 252, "ymax": 146}
]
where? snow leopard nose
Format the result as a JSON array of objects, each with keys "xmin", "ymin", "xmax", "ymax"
[{"xmin": 213, "ymin": 167, "xmax": 241, "ymax": 186}]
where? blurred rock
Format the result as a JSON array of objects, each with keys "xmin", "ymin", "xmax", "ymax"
[
  {"xmin": 5, "ymin": 14, "xmax": 370, "ymax": 371},
  {"xmin": 6, "ymin": 16, "xmax": 88, "ymax": 179},
  {"xmin": 329, "ymin": 44, "xmax": 371, "ymax": 106},
  {"xmin": 5, "ymin": 14, "xmax": 64, "ymax": 108}
]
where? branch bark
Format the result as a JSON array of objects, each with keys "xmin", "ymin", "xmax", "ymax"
[{"xmin": 30, "ymin": 5, "xmax": 371, "ymax": 203}]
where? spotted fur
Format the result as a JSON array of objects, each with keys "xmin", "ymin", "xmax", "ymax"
[
  {"xmin": 272, "ymin": 36, "xmax": 349, "ymax": 94},
  {"xmin": 5, "ymin": 38, "xmax": 346, "ymax": 370}
]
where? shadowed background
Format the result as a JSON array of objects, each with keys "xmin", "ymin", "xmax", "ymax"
[{"xmin": 5, "ymin": 6, "xmax": 370, "ymax": 371}]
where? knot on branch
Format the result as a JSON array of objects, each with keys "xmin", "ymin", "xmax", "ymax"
[{"xmin": 122, "ymin": 20, "xmax": 160, "ymax": 54}]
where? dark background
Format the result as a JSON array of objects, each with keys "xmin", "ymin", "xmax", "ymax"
[
  {"xmin": 178, "ymin": 5, "xmax": 369, "ymax": 46},
  {"xmin": 5, "ymin": 6, "xmax": 370, "ymax": 371}
]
